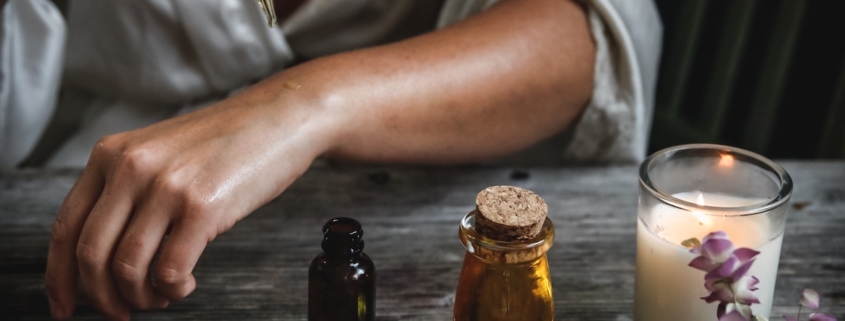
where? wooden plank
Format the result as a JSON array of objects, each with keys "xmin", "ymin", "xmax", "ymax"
[{"xmin": 1, "ymin": 163, "xmax": 844, "ymax": 320}]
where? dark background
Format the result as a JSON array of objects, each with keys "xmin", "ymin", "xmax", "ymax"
[{"xmin": 650, "ymin": 0, "xmax": 845, "ymax": 159}]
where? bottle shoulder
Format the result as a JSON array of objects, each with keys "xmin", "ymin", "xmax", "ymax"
[{"xmin": 310, "ymin": 252, "xmax": 375, "ymax": 279}]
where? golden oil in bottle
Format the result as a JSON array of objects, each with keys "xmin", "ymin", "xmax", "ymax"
[{"xmin": 453, "ymin": 210, "xmax": 555, "ymax": 321}]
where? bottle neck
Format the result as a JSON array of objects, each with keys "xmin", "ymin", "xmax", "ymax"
[
  {"xmin": 459, "ymin": 211, "xmax": 555, "ymax": 265},
  {"xmin": 466, "ymin": 249, "xmax": 547, "ymax": 267},
  {"xmin": 320, "ymin": 217, "xmax": 366, "ymax": 260}
]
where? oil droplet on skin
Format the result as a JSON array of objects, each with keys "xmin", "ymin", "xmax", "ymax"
[{"xmin": 284, "ymin": 81, "xmax": 301, "ymax": 90}]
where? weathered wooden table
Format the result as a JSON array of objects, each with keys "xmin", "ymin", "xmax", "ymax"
[{"xmin": 1, "ymin": 162, "xmax": 843, "ymax": 320}]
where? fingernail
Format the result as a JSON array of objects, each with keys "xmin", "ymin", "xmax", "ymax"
[{"xmin": 48, "ymin": 296, "xmax": 65, "ymax": 319}]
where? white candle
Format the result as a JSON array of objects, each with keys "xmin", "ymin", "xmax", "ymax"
[{"xmin": 634, "ymin": 192, "xmax": 783, "ymax": 321}]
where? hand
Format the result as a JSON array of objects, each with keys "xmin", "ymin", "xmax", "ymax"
[{"xmin": 44, "ymin": 88, "xmax": 331, "ymax": 320}]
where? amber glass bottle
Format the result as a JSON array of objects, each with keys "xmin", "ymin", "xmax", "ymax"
[
  {"xmin": 309, "ymin": 217, "xmax": 375, "ymax": 321},
  {"xmin": 453, "ymin": 211, "xmax": 555, "ymax": 321}
]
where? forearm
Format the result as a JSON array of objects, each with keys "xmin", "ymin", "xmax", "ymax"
[{"xmin": 245, "ymin": 0, "xmax": 595, "ymax": 164}]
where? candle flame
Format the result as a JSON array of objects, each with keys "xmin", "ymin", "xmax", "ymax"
[
  {"xmin": 719, "ymin": 154, "xmax": 734, "ymax": 167},
  {"xmin": 692, "ymin": 193, "xmax": 711, "ymax": 226}
]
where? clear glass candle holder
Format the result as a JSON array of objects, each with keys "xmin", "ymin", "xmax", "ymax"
[{"xmin": 634, "ymin": 144, "xmax": 792, "ymax": 321}]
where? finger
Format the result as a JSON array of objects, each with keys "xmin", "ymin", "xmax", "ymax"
[
  {"xmin": 75, "ymin": 186, "xmax": 132, "ymax": 320},
  {"xmin": 113, "ymin": 201, "xmax": 171, "ymax": 310},
  {"xmin": 154, "ymin": 220, "xmax": 210, "ymax": 300},
  {"xmin": 46, "ymin": 167, "xmax": 104, "ymax": 320}
]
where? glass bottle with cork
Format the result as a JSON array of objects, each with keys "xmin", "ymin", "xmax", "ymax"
[
  {"xmin": 309, "ymin": 217, "xmax": 375, "ymax": 321},
  {"xmin": 453, "ymin": 186, "xmax": 555, "ymax": 321}
]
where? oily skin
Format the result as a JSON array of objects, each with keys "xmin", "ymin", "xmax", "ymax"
[{"xmin": 45, "ymin": 0, "xmax": 596, "ymax": 319}]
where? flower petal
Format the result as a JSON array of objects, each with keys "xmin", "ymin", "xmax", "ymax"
[
  {"xmin": 719, "ymin": 310, "xmax": 750, "ymax": 321},
  {"xmin": 733, "ymin": 247, "xmax": 760, "ymax": 263},
  {"xmin": 734, "ymin": 303, "xmax": 753, "ymax": 320},
  {"xmin": 691, "ymin": 245, "xmax": 702, "ymax": 255},
  {"xmin": 703, "ymin": 231, "xmax": 730, "ymax": 242},
  {"xmin": 747, "ymin": 276, "xmax": 760, "ymax": 291},
  {"xmin": 702, "ymin": 287, "xmax": 735, "ymax": 303},
  {"xmin": 690, "ymin": 256, "xmax": 719, "ymax": 272},
  {"xmin": 734, "ymin": 286, "xmax": 760, "ymax": 305},
  {"xmin": 718, "ymin": 302, "xmax": 728, "ymax": 319},
  {"xmin": 702, "ymin": 239, "xmax": 736, "ymax": 262},
  {"xmin": 802, "ymin": 288, "xmax": 821, "ymax": 309},
  {"xmin": 706, "ymin": 278, "xmax": 732, "ymax": 292},
  {"xmin": 706, "ymin": 256, "xmax": 739, "ymax": 280},
  {"xmin": 809, "ymin": 313, "xmax": 838, "ymax": 321},
  {"xmin": 731, "ymin": 258, "xmax": 757, "ymax": 282}
]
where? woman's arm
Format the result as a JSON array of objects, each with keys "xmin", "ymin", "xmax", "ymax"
[
  {"xmin": 45, "ymin": 0, "xmax": 594, "ymax": 319},
  {"xmin": 264, "ymin": 0, "xmax": 595, "ymax": 163}
]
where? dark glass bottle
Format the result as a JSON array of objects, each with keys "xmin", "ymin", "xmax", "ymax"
[{"xmin": 309, "ymin": 217, "xmax": 375, "ymax": 321}]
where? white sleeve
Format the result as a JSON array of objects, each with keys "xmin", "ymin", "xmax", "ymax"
[
  {"xmin": 0, "ymin": 0, "xmax": 66, "ymax": 167},
  {"xmin": 437, "ymin": 0, "xmax": 662, "ymax": 163},
  {"xmin": 563, "ymin": 0, "xmax": 662, "ymax": 163}
]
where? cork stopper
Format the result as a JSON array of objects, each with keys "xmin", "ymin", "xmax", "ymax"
[{"xmin": 474, "ymin": 185, "xmax": 548, "ymax": 241}]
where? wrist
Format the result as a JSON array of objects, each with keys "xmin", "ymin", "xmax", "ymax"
[
  {"xmin": 244, "ymin": 70, "xmax": 348, "ymax": 163},
  {"xmin": 270, "ymin": 63, "xmax": 358, "ymax": 161}
]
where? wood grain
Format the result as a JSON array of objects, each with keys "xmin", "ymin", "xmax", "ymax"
[{"xmin": 1, "ymin": 162, "xmax": 843, "ymax": 320}]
